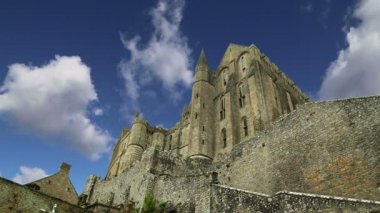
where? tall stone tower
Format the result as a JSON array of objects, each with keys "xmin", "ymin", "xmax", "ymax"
[
  {"xmin": 119, "ymin": 113, "xmax": 147, "ymax": 172},
  {"xmin": 187, "ymin": 50, "xmax": 215, "ymax": 159}
]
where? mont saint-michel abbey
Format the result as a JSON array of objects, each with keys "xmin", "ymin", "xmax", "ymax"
[
  {"xmin": 107, "ymin": 44, "xmax": 308, "ymax": 177},
  {"xmin": 1, "ymin": 43, "xmax": 379, "ymax": 212}
]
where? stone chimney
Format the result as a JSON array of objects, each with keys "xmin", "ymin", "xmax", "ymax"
[{"xmin": 60, "ymin": 162, "xmax": 71, "ymax": 175}]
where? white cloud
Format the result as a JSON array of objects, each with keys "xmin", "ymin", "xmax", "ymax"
[
  {"xmin": 0, "ymin": 56, "xmax": 112, "ymax": 160},
  {"xmin": 12, "ymin": 166, "xmax": 49, "ymax": 185},
  {"xmin": 319, "ymin": 0, "xmax": 380, "ymax": 100},
  {"xmin": 93, "ymin": 108, "xmax": 104, "ymax": 116},
  {"xmin": 119, "ymin": 0, "xmax": 193, "ymax": 119}
]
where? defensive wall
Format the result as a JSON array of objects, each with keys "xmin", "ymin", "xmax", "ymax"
[
  {"xmin": 215, "ymin": 96, "xmax": 380, "ymax": 201},
  {"xmin": 83, "ymin": 96, "xmax": 380, "ymax": 212},
  {"xmin": 211, "ymin": 184, "xmax": 380, "ymax": 212}
]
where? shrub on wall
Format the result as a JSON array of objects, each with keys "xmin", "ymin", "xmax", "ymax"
[{"xmin": 142, "ymin": 194, "xmax": 166, "ymax": 213}]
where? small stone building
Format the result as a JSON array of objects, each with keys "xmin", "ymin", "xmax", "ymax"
[
  {"xmin": 0, "ymin": 162, "xmax": 85, "ymax": 212},
  {"xmin": 26, "ymin": 162, "xmax": 79, "ymax": 205}
]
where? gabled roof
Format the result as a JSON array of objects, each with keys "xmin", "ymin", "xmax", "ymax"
[{"xmin": 26, "ymin": 162, "xmax": 78, "ymax": 205}]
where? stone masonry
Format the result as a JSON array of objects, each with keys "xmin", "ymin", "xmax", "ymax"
[
  {"xmin": 80, "ymin": 43, "xmax": 380, "ymax": 212},
  {"xmin": 0, "ymin": 163, "xmax": 85, "ymax": 213},
  {"xmin": 106, "ymin": 43, "xmax": 309, "ymax": 178}
]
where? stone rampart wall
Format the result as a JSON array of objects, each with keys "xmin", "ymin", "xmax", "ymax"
[
  {"xmin": 216, "ymin": 96, "xmax": 380, "ymax": 200},
  {"xmin": 210, "ymin": 184, "xmax": 380, "ymax": 212},
  {"xmin": 87, "ymin": 148, "xmax": 213, "ymax": 209}
]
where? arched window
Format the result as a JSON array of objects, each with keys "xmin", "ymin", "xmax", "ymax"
[
  {"xmin": 220, "ymin": 98, "xmax": 226, "ymax": 120},
  {"xmin": 169, "ymin": 135, "xmax": 172, "ymax": 150},
  {"xmin": 178, "ymin": 132, "xmax": 182, "ymax": 146},
  {"xmin": 242, "ymin": 117, "xmax": 248, "ymax": 137},
  {"xmin": 239, "ymin": 84, "xmax": 246, "ymax": 108},
  {"xmin": 240, "ymin": 55, "xmax": 247, "ymax": 72},
  {"xmin": 221, "ymin": 129, "xmax": 227, "ymax": 148},
  {"xmin": 195, "ymin": 112, "xmax": 198, "ymax": 119}
]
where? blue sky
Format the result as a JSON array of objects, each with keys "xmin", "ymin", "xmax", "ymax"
[{"xmin": 0, "ymin": 0, "xmax": 379, "ymax": 193}]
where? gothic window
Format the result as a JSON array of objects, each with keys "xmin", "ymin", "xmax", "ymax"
[
  {"xmin": 239, "ymin": 84, "xmax": 246, "ymax": 108},
  {"xmin": 221, "ymin": 128, "xmax": 227, "ymax": 148},
  {"xmin": 222, "ymin": 69, "xmax": 228, "ymax": 86},
  {"xmin": 195, "ymin": 112, "xmax": 198, "ymax": 119},
  {"xmin": 169, "ymin": 135, "xmax": 172, "ymax": 150},
  {"xmin": 220, "ymin": 98, "xmax": 226, "ymax": 120},
  {"xmin": 178, "ymin": 132, "xmax": 182, "ymax": 147},
  {"xmin": 242, "ymin": 117, "xmax": 248, "ymax": 137},
  {"xmin": 240, "ymin": 55, "xmax": 247, "ymax": 72}
]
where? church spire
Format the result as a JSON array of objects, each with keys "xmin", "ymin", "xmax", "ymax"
[{"xmin": 195, "ymin": 49, "xmax": 209, "ymax": 72}]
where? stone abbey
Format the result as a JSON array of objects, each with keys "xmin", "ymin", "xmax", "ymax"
[
  {"xmin": 1, "ymin": 43, "xmax": 379, "ymax": 212},
  {"xmin": 107, "ymin": 43, "xmax": 309, "ymax": 178}
]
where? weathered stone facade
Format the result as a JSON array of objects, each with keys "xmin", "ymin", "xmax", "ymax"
[
  {"xmin": 26, "ymin": 162, "xmax": 79, "ymax": 205},
  {"xmin": 80, "ymin": 44, "xmax": 380, "ymax": 212},
  {"xmin": 211, "ymin": 185, "xmax": 380, "ymax": 212},
  {"xmin": 106, "ymin": 43, "xmax": 309, "ymax": 178}
]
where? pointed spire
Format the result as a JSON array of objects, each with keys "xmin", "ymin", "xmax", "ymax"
[
  {"xmin": 197, "ymin": 49, "xmax": 208, "ymax": 65},
  {"xmin": 196, "ymin": 49, "xmax": 209, "ymax": 72}
]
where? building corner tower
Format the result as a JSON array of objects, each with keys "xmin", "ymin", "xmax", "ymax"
[
  {"xmin": 120, "ymin": 112, "xmax": 146, "ymax": 171},
  {"xmin": 187, "ymin": 50, "xmax": 215, "ymax": 160}
]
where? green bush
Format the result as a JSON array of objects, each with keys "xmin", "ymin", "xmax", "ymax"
[{"xmin": 142, "ymin": 194, "xmax": 166, "ymax": 213}]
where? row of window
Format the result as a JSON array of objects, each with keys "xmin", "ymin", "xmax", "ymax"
[
  {"xmin": 221, "ymin": 117, "xmax": 249, "ymax": 148},
  {"xmin": 220, "ymin": 84, "xmax": 247, "ymax": 120},
  {"xmin": 163, "ymin": 117, "xmax": 249, "ymax": 150}
]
